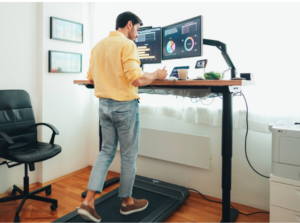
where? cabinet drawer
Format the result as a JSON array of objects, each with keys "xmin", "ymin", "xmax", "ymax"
[
  {"xmin": 270, "ymin": 181, "xmax": 300, "ymax": 212},
  {"xmin": 270, "ymin": 205, "xmax": 300, "ymax": 222}
]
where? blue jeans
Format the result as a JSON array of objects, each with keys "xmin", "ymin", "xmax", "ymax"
[{"xmin": 87, "ymin": 98, "xmax": 140, "ymax": 199}]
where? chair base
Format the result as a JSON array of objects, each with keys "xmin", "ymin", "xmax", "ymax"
[{"xmin": 0, "ymin": 184, "xmax": 58, "ymax": 222}]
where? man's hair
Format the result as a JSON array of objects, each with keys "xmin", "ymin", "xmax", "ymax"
[{"xmin": 116, "ymin": 11, "xmax": 143, "ymax": 30}]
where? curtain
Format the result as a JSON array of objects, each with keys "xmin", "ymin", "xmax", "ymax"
[{"xmin": 139, "ymin": 82, "xmax": 300, "ymax": 134}]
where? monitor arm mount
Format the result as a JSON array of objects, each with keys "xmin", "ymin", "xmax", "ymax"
[{"xmin": 203, "ymin": 39, "xmax": 236, "ymax": 79}]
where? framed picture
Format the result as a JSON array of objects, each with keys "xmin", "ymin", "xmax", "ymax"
[
  {"xmin": 49, "ymin": 51, "xmax": 82, "ymax": 73},
  {"xmin": 50, "ymin": 17, "xmax": 83, "ymax": 43},
  {"xmin": 195, "ymin": 59, "xmax": 208, "ymax": 68}
]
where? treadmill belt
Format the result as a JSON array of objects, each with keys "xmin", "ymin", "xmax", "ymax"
[
  {"xmin": 53, "ymin": 175, "xmax": 189, "ymax": 223},
  {"xmin": 67, "ymin": 187, "xmax": 169, "ymax": 222}
]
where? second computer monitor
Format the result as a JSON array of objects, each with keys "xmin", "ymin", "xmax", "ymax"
[
  {"xmin": 162, "ymin": 16, "xmax": 202, "ymax": 60},
  {"xmin": 135, "ymin": 27, "xmax": 162, "ymax": 64}
]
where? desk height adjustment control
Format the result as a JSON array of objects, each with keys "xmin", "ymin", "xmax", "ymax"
[{"xmin": 229, "ymin": 86, "xmax": 242, "ymax": 93}]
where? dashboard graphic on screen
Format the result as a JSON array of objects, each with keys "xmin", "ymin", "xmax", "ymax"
[
  {"xmin": 162, "ymin": 16, "xmax": 202, "ymax": 60},
  {"xmin": 135, "ymin": 27, "xmax": 162, "ymax": 64}
]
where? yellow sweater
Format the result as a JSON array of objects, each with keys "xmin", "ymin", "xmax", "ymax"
[{"xmin": 86, "ymin": 31, "xmax": 143, "ymax": 101}]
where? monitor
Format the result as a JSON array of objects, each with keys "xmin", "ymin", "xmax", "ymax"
[
  {"xmin": 135, "ymin": 27, "xmax": 162, "ymax": 65},
  {"xmin": 162, "ymin": 16, "xmax": 202, "ymax": 60}
]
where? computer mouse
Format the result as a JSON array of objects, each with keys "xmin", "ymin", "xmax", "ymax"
[
  {"xmin": 195, "ymin": 75, "xmax": 204, "ymax": 80},
  {"xmin": 168, "ymin": 77, "xmax": 178, "ymax": 80}
]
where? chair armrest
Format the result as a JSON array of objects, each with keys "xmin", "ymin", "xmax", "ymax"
[
  {"xmin": 36, "ymin": 123, "xmax": 59, "ymax": 135},
  {"xmin": 36, "ymin": 123, "xmax": 59, "ymax": 144},
  {"xmin": 0, "ymin": 131, "xmax": 14, "ymax": 145},
  {"xmin": 0, "ymin": 131, "xmax": 14, "ymax": 157}
]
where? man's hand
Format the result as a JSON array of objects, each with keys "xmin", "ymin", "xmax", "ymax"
[
  {"xmin": 132, "ymin": 69, "xmax": 169, "ymax": 87},
  {"xmin": 156, "ymin": 69, "xmax": 168, "ymax": 80}
]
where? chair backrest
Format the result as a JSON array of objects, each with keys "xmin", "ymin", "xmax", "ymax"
[{"xmin": 0, "ymin": 90, "xmax": 37, "ymax": 151}]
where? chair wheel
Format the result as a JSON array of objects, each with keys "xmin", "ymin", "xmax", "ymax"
[
  {"xmin": 46, "ymin": 189, "xmax": 51, "ymax": 196},
  {"xmin": 50, "ymin": 204, "xmax": 57, "ymax": 211},
  {"xmin": 14, "ymin": 214, "xmax": 20, "ymax": 222},
  {"xmin": 12, "ymin": 189, "xmax": 17, "ymax": 196}
]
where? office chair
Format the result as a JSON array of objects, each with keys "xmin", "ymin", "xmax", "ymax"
[{"xmin": 0, "ymin": 90, "xmax": 62, "ymax": 222}]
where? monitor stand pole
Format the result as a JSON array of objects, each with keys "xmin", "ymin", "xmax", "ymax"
[
  {"xmin": 203, "ymin": 39, "xmax": 237, "ymax": 79},
  {"xmin": 204, "ymin": 39, "xmax": 239, "ymax": 222}
]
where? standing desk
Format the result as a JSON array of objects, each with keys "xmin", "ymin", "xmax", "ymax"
[{"xmin": 74, "ymin": 79, "xmax": 255, "ymax": 222}]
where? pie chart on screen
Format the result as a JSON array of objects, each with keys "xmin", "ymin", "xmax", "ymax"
[{"xmin": 167, "ymin": 41, "xmax": 176, "ymax": 53}]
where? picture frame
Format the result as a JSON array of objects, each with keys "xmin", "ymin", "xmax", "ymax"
[
  {"xmin": 50, "ymin": 17, "xmax": 83, "ymax": 43},
  {"xmin": 195, "ymin": 59, "xmax": 207, "ymax": 69},
  {"xmin": 48, "ymin": 50, "xmax": 82, "ymax": 73}
]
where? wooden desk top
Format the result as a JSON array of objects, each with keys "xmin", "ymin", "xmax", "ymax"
[{"xmin": 74, "ymin": 79, "xmax": 255, "ymax": 87}]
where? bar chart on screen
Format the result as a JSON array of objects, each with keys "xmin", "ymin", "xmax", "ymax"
[
  {"xmin": 135, "ymin": 27, "xmax": 161, "ymax": 64},
  {"xmin": 137, "ymin": 45, "xmax": 156, "ymax": 60}
]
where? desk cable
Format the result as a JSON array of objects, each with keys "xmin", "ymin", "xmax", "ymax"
[
  {"xmin": 197, "ymin": 92, "xmax": 270, "ymax": 179},
  {"xmin": 187, "ymin": 92, "xmax": 270, "ymax": 216},
  {"xmin": 186, "ymin": 188, "xmax": 269, "ymax": 216},
  {"xmin": 241, "ymin": 92, "xmax": 270, "ymax": 179}
]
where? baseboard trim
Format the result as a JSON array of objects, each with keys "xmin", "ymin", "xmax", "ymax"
[
  {"xmin": 37, "ymin": 166, "xmax": 92, "ymax": 187},
  {"xmin": 0, "ymin": 166, "xmax": 92, "ymax": 198}
]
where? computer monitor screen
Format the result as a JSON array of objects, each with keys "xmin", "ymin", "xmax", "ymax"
[
  {"xmin": 162, "ymin": 16, "xmax": 202, "ymax": 60},
  {"xmin": 135, "ymin": 27, "xmax": 162, "ymax": 64}
]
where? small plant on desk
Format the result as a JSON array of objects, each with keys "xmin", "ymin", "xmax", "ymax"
[{"xmin": 204, "ymin": 71, "xmax": 223, "ymax": 80}]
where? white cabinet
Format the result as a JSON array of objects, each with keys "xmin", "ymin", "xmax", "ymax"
[
  {"xmin": 270, "ymin": 175, "xmax": 300, "ymax": 222},
  {"xmin": 269, "ymin": 121, "xmax": 300, "ymax": 181}
]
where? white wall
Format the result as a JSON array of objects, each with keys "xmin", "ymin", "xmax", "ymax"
[
  {"xmin": 39, "ymin": 2, "xmax": 92, "ymax": 183},
  {"xmin": 0, "ymin": 2, "xmax": 92, "ymax": 193},
  {"xmin": 87, "ymin": 2, "xmax": 294, "ymax": 211},
  {"xmin": 0, "ymin": 3, "xmax": 39, "ymax": 194}
]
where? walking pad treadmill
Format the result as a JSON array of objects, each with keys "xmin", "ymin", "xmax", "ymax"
[{"xmin": 53, "ymin": 175, "xmax": 190, "ymax": 222}]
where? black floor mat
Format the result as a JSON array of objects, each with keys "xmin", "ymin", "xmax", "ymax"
[{"xmin": 65, "ymin": 187, "xmax": 169, "ymax": 222}]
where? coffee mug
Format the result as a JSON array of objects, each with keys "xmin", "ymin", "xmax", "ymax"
[{"xmin": 178, "ymin": 69, "xmax": 189, "ymax": 79}]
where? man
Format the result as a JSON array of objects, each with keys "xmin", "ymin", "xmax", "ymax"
[{"xmin": 77, "ymin": 11, "xmax": 168, "ymax": 222}]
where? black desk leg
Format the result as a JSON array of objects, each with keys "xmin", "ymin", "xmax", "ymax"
[{"xmin": 221, "ymin": 92, "xmax": 239, "ymax": 222}]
